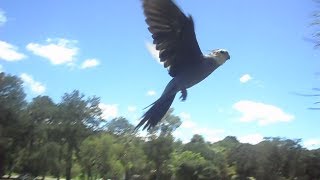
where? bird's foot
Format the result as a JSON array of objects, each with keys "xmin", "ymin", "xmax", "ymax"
[{"xmin": 180, "ymin": 89, "xmax": 187, "ymax": 101}]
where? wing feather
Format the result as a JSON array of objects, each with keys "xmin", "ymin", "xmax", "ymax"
[{"xmin": 143, "ymin": 0, "xmax": 203, "ymax": 77}]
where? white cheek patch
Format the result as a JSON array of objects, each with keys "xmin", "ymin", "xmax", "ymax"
[
  {"xmin": 214, "ymin": 56, "xmax": 227, "ymax": 65},
  {"xmin": 218, "ymin": 48, "xmax": 228, "ymax": 52}
]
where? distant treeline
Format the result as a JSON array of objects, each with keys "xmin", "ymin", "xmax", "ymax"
[{"xmin": 1, "ymin": 72, "xmax": 320, "ymax": 180}]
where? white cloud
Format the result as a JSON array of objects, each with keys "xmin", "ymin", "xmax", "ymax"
[
  {"xmin": 191, "ymin": 128, "xmax": 225, "ymax": 135},
  {"xmin": 0, "ymin": 41, "xmax": 27, "ymax": 61},
  {"xmin": 240, "ymin": 74, "xmax": 252, "ymax": 83},
  {"xmin": 192, "ymin": 127, "xmax": 225, "ymax": 142},
  {"xmin": 127, "ymin": 105, "xmax": 137, "ymax": 113},
  {"xmin": 0, "ymin": 10, "xmax": 7, "ymax": 26},
  {"xmin": 146, "ymin": 90, "xmax": 156, "ymax": 96},
  {"xmin": 26, "ymin": 38, "xmax": 78, "ymax": 65},
  {"xmin": 80, "ymin": 58, "xmax": 100, "ymax": 69},
  {"xmin": 303, "ymin": 139, "xmax": 320, "ymax": 150},
  {"xmin": 172, "ymin": 130, "xmax": 191, "ymax": 143},
  {"xmin": 20, "ymin": 73, "xmax": 46, "ymax": 94},
  {"xmin": 176, "ymin": 112, "xmax": 225, "ymax": 143},
  {"xmin": 173, "ymin": 112, "xmax": 196, "ymax": 143},
  {"xmin": 233, "ymin": 100, "xmax": 294, "ymax": 126},
  {"xmin": 239, "ymin": 133, "xmax": 264, "ymax": 145},
  {"xmin": 180, "ymin": 112, "xmax": 197, "ymax": 129},
  {"xmin": 180, "ymin": 112, "xmax": 191, "ymax": 119},
  {"xmin": 181, "ymin": 119, "xmax": 197, "ymax": 129},
  {"xmin": 99, "ymin": 103, "xmax": 118, "ymax": 120},
  {"xmin": 145, "ymin": 41, "xmax": 162, "ymax": 64},
  {"xmin": 126, "ymin": 106, "xmax": 139, "ymax": 121}
]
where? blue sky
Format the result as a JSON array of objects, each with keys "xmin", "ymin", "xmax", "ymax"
[{"xmin": 1, "ymin": 0, "xmax": 320, "ymax": 149}]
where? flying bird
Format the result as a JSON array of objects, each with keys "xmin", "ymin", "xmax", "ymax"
[{"xmin": 135, "ymin": 0, "xmax": 230, "ymax": 130}]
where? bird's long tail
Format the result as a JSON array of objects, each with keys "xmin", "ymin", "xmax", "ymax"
[{"xmin": 135, "ymin": 93, "xmax": 176, "ymax": 131}]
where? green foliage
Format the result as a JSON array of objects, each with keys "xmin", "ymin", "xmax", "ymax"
[
  {"xmin": 57, "ymin": 90, "xmax": 102, "ymax": 180},
  {"xmin": 0, "ymin": 73, "xmax": 26, "ymax": 176},
  {"xmin": 144, "ymin": 134, "xmax": 174, "ymax": 179},
  {"xmin": 105, "ymin": 117, "xmax": 135, "ymax": 136},
  {"xmin": 79, "ymin": 133, "xmax": 137, "ymax": 179},
  {"xmin": 1, "ymin": 72, "xmax": 320, "ymax": 180},
  {"xmin": 170, "ymin": 150, "xmax": 206, "ymax": 178},
  {"xmin": 184, "ymin": 134, "xmax": 216, "ymax": 161},
  {"xmin": 147, "ymin": 108, "xmax": 182, "ymax": 136}
]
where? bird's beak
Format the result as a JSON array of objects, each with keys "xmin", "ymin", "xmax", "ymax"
[{"xmin": 226, "ymin": 54, "xmax": 230, "ymax": 60}]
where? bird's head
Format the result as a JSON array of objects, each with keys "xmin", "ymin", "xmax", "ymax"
[{"xmin": 207, "ymin": 49, "xmax": 230, "ymax": 65}]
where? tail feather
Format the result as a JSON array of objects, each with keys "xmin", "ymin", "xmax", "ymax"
[{"xmin": 135, "ymin": 93, "xmax": 176, "ymax": 131}]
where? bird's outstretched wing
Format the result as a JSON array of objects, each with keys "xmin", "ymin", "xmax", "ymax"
[{"xmin": 143, "ymin": 0, "xmax": 203, "ymax": 77}]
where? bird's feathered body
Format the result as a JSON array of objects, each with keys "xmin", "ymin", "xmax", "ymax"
[{"xmin": 135, "ymin": 0, "xmax": 230, "ymax": 130}]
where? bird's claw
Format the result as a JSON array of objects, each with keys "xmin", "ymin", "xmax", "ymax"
[{"xmin": 180, "ymin": 89, "xmax": 187, "ymax": 101}]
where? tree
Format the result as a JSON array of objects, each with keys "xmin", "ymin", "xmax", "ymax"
[
  {"xmin": 144, "ymin": 134, "xmax": 174, "ymax": 180},
  {"xmin": 190, "ymin": 134, "xmax": 205, "ymax": 143},
  {"xmin": 303, "ymin": 149, "xmax": 320, "ymax": 179},
  {"xmin": 13, "ymin": 96, "xmax": 59, "ymax": 178},
  {"xmin": 105, "ymin": 117, "xmax": 135, "ymax": 136},
  {"xmin": 147, "ymin": 108, "xmax": 182, "ymax": 136},
  {"xmin": 115, "ymin": 136, "xmax": 148, "ymax": 179},
  {"xmin": 213, "ymin": 136, "xmax": 240, "ymax": 150},
  {"xmin": 227, "ymin": 143, "xmax": 258, "ymax": 179},
  {"xmin": 79, "ymin": 134, "xmax": 126, "ymax": 179},
  {"xmin": 184, "ymin": 134, "xmax": 216, "ymax": 161},
  {"xmin": 57, "ymin": 90, "xmax": 102, "ymax": 180},
  {"xmin": 182, "ymin": 135, "xmax": 229, "ymax": 179},
  {"xmin": 255, "ymin": 138, "xmax": 303, "ymax": 179},
  {"xmin": 104, "ymin": 117, "xmax": 149, "ymax": 179},
  {"xmin": 0, "ymin": 72, "xmax": 26, "ymax": 176},
  {"xmin": 143, "ymin": 108, "xmax": 181, "ymax": 180},
  {"xmin": 79, "ymin": 136, "xmax": 98, "ymax": 180},
  {"xmin": 170, "ymin": 151, "xmax": 207, "ymax": 179}
]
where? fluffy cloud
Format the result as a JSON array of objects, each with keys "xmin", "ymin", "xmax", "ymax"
[
  {"xmin": 145, "ymin": 41, "xmax": 162, "ymax": 64},
  {"xmin": 179, "ymin": 112, "xmax": 197, "ymax": 129},
  {"xmin": 0, "ymin": 41, "xmax": 27, "ymax": 61},
  {"xmin": 181, "ymin": 120, "xmax": 196, "ymax": 129},
  {"xmin": 26, "ymin": 38, "xmax": 78, "ymax": 65},
  {"xmin": 146, "ymin": 90, "xmax": 156, "ymax": 96},
  {"xmin": 20, "ymin": 73, "xmax": 46, "ymax": 94},
  {"xmin": 239, "ymin": 133, "xmax": 264, "ymax": 145},
  {"xmin": 80, "ymin": 58, "xmax": 100, "ymax": 69},
  {"xmin": 99, "ymin": 103, "xmax": 118, "ymax": 120},
  {"xmin": 0, "ymin": 10, "xmax": 7, "ymax": 26},
  {"xmin": 233, "ymin": 100, "xmax": 294, "ymax": 125},
  {"xmin": 174, "ymin": 128, "xmax": 224, "ymax": 143},
  {"xmin": 126, "ymin": 106, "xmax": 138, "ymax": 121},
  {"xmin": 192, "ymin": 127, "xmax": 225, "ymax": 142},
  {"xmin": 240, "ymin": 74, "xmax": 252, "ymax": 83},
  {"xmin": 127, "ymin": 105, "xmax": 137, "ymax": 113},
  {"xmin": 303, "ymin": 139, "xmax": 320, "ymax": 150},
  {"xmin": 176, "ymin": 112, "xmax": 225, "ymax": 143}
]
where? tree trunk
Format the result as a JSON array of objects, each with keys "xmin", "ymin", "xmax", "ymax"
[
  {"xmin": 124, "ymin": 169, "xmax": 129, "ymax": 180},
  {"xmin": 56, "ymin": 145, "xmax": 63, "ymax": 180},
  {"xmin": 87, "ymin": 168, "xmax": 92, "ymax": 180},
  {"xmin": 155, "ymin": 162, "xmax": 161, "ymax": 180},
  {"xmin": 0, "ymin": 147, "xmax": 4, "ymax": 178},
  {"xmin": 65, "ymin": 144, "xmax": 73, "ymax": 180}
]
